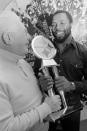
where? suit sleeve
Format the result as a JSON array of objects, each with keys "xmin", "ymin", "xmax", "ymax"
[{"xmin": 0, "ymin": 81, "xmax": 51, "ymax": 131}]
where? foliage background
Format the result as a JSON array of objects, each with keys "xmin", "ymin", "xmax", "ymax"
[
  {"xmin": 3, "ymin": 0, "xmax": 87, "ymax": 45},
  {"xmin": 26, "ymin": 0, "xmax": 87, "ymax": 45}
]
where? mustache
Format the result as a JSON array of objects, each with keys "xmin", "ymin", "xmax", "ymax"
[
  {"xmin": 53, "ymin": 29, "xmax": 66, "ymax": 34},
  {"xmin": 52, "ymin": 30, "xmax": 65, "ymax": 36},
  {"xmin": 52, "ymin": 27, "xmax": 71, "ymax": 35},
  {"xmin": 52, "ymin": 28, "xmax": 71, "ymax": 43}
]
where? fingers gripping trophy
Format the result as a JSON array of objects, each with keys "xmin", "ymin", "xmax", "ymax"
[{"xmin": 31, "ymin": 35, "xmax": 68, "ymax": 121}]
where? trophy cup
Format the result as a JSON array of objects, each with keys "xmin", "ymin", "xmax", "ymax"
[{"xmin": 31, "ymin": 35, "xmax": 68, "ymax": 121}]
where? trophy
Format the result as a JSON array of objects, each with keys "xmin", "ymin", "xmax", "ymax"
[{"xmin": 31, "ymin": 35, "xmax": 68, "ymax": 121}]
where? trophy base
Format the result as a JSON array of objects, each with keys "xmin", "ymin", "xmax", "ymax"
[
  {"xmin": 49, "ymin": 103, "xmax": 83, "ymax": 121},
  {"xmin": 49, "ymin": 110, "xmax": 65, "ymax": 122}
]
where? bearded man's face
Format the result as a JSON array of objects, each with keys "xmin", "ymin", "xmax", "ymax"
[{"xmin": 52, "ymin": 13, "xmax": 72, "ymax": 43}]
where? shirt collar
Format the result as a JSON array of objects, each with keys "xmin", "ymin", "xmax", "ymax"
[
  {"xmin": 63, "ymin": 35, "xmax": 76, "ymax": 49},
  {"xmin": 70, "ymin": 37, "xmax": 77, "ymax": 49},
  {"xmin": 64, "ymin": 34, "xmax": 72, "ymax": 45}
]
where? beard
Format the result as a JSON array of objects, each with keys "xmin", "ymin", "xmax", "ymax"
[{"xmin": 52, "ymin": 26, "xmax": 71, "ymax": 43}]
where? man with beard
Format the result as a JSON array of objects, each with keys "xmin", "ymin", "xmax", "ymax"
[{"xmin": 37, "ymin": 10, "xmax": 87, "ymax": 131}]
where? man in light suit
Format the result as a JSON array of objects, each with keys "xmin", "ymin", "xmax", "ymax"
[{"xmin": 0, "ymin": 11, "xmax": 61, "ymax": 131}]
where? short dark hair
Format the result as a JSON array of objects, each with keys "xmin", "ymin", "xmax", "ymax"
[{"xmin": 51, "ymin": 10, "xmax": 73, "ymax": 24}]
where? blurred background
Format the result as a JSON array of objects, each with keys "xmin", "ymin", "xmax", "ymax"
[{"xmin": 1, "ymin": 0, "xmax": 87, "ymax": 45}]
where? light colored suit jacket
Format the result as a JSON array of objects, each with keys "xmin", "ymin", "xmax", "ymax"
[{"xmin": 0, "ymin": 49, "xmax": 50, "ymax": 131}]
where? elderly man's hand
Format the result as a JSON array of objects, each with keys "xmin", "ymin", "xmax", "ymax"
[
  {"xmin": 44, "ymin": 95, "xmax": 61, "ymax": 113},
  {"xmin": 54, "ymin": 76, "xmax": 75, "ymax": 93}
]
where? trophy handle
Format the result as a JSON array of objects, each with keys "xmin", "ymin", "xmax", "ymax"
[
  {"xmin": 52, "ymin": 66, "xmax": 68, "ymax": 114},
  {"xmin": 41, "ymin": 66, "xmax": 54, "ymax": 96}
]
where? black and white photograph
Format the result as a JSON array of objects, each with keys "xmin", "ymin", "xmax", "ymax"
[{"xmin": 0, "ymin": 0, "xmax": 87, "ymax": 131}]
